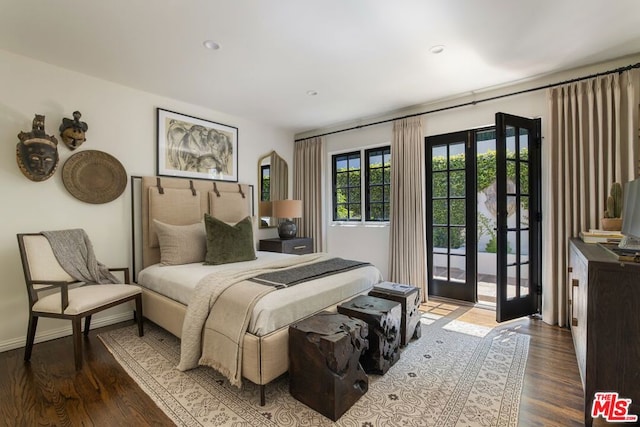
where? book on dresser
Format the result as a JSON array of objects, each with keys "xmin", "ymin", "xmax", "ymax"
[{"xmin": 579, "ymin": 229, "xmax": 623, "ymax": 244}]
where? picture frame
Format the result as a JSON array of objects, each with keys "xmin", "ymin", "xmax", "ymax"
[{"xmin": 156, "ymin": 108, "xmax": 238, "ymax": 182}]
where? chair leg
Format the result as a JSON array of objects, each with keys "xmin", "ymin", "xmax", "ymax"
[
  {"xmin": 72, "ymin": 318, "xmax": 83, "ymax": 370},
  {"xmin": 135, "ymin": 294, "xmax": 144, "ymax": 337},
  {"xmin": 84, "ymin": 315, "xmax": 92, "ymax": 337},
  {"xmin": 24, "ymin": 315, "xmax": 38, "ymax": 362}
]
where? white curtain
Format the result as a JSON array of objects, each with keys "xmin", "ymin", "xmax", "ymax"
[
  {"xmin": 388, "ymin": 116, "xmax": 428, "ymax": 301},
  {"xmin": 293, "ymin": 137, "xmax": 325, "ymax": 252},
  {"xmin": 543, "ymin": 68, "xmax": 640, "ymax": 326}
]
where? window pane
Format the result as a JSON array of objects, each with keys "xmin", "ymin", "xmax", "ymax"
[
  {"xmin": 350, "ymin": 203, "xmax": 361, "ymax": 219},
  {"xmin": 449, "ymin": 171, "xmax": 465, "ymax": 197},
  {"xmin": 450, "ymin": 199, "xmax": 465, "ymax": 225},
  {"xmin": 348, "ymin": 157, "xmax": 360, "ymax": 170},
  {"xmin": 519, "ymin": 162, "xmax": 529, "ymax": 195},
  {"xmin": 349, "ymin": 188, "xmax": 360, "ymax": 203},
  {"xmin": 336, "ymin": 158, "xmax": 348, "ymax": 171},
  {"xmin": 370, "ymin": 186, "xmax": 383, "ymax": 202},
  {"xmin": 506, "ymin": 126, "xmax": 516, "ymax": 159},
  {"xmin": 433, "ymin": 172, "xmax": 447, "ymax": 198},
  {"xmin": 383, "ymin": 203, "xmax": 390, "ymax": 220},
  {"xmin": 384, "ymin": 152, "xmax": 391, "ymax": 165},
  {"xmin": 433, "ymin": 253, "xmax": 448, "ymax": 280},
  {"xmin": 520, "ymin": 264, "xmax": 529, "ymax": 296},
  {"xmin": 507, "ymin": 265, "xmax": 517, "ymax": 299},
  {"xmin": 449, "ymin": 143, "xmax": 465, "ymax": 169},
  {"xmin": 433, "ymin": 226, "xmax": 448, "ymax": 249},
  {"xmin": 369, "ymin": 204, "xmax": 384, "ymax": 221},
  {"xmin": 335, "ymin": 204, "xmax": 349, "ymax": 220},
  {"xmin": 348, "ymin": 172, "xmax": 360, "ymax": 187},
  {"xmin": 519, "ymin": 128, "xmax": 529, "ymax": 160},
  {"xmin": 369, "ymin": 168, "xmax": 383, "ymax": 185},
  {"xmin": 432, "ymin": 146, "xmax": 447, "ymax": 171},
  {"xmin": 450, "ymin": 227, "xmax": 465, "ymax": 250},
  {"xmin": 433, "ymin": 199, "xmax": 447, "ymax": 225},
  {"xmin": 369, "ymin": 152, "xmax": 382, "ymax": 166},
  {"xmin": 336, "ymin": 188, "xmax": 347, "ymax": 203},
  {"xmin": 450, "ymin": 254, "xmax": 465, "ymax": 282}
]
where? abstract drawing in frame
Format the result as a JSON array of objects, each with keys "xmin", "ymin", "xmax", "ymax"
[{"xmin": 156, "ymin": 108, "xmax": 238, "ymax": 182}]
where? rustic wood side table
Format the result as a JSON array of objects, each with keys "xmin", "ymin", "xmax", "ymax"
[
  {"xmin": 369, "ymin": 282, "xmax": 422, "ymax": 346},
  {"xmin": 288, "ymin": 311, "xmax": 369, "ymax": 421}
]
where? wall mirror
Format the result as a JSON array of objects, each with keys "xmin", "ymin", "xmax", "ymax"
[{"xmin": 258, "ymin": 151, "xmax": 288, "ymax": 228}]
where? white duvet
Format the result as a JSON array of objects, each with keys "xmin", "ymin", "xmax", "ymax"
[{"xmin": 137, "ymin": 251, "xmax": 383, "ymax": 336}]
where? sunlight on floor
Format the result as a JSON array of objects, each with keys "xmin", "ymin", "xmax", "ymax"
[{"xmin": 419, "ymin": 300, "xmax": 500, "ymax": 337}]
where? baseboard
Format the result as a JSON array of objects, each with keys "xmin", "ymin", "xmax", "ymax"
[{"xmin": 0, "ymin": 312, "xmax": 134, "ymax": 353}]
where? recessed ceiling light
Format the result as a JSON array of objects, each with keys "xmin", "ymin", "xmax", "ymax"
[
  {"xmin": 203, "ymin": 40, "xmax": 220, "ymax": 50},
  {"xmin": 306, "ymin": 90, "xmax": 318, "ymax": 96},
  {"xmin": 429, "ymin": 45, "xmax": 445, "ymax": 54}
]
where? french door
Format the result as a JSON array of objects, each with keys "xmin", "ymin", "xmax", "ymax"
[
  {"xmin": 425, "ymin": 114, "xmax": 542, "ymax": 320},
  {"xmin": 495, "ymin": 113, "xmax": 541, "ymax": 322},
  {"xmin": 425, "ymin": 131, "xmax": 477, "ymax": 302}
]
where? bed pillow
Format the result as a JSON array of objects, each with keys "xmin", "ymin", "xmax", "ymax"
[
  {"xmin": 153, "ymin": 219, "xmax": 206, "ymax": 265},
  {"xmin": 204, "ymin": 214, "xmax": 256, "ymax": 265}
]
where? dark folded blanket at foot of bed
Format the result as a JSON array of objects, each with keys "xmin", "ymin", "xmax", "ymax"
[{"xmin": 250, "ymin": 258, "xmax": 371, "ymax": 289}]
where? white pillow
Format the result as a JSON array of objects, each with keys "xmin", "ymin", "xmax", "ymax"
[{"xmin": 153, "ymin": 219, "xmax": 206, "ymax": 265}]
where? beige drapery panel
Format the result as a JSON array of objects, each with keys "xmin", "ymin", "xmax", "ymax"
[
  {"xmin": 293, "ymin": 137, "xmax": 324, "ymax": 252},
  {"xmin": 544, "ymin": 69, "xmax": 640, "ymax": 326},
  {"xmin": 269, "ymin": 151, "xmax": 288, "ymax": 201},
  {"xmin": 388, "ymin": 117, "xmax": 428, "ymax": 301}
]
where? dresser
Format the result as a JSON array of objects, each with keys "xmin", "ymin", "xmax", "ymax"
[
  {"xmin": 568, "ymin": 239, "xmax": 640, "ymax": 426},
  {"xmin": 259, "ymin": 237, "xmax": 313, "ymax": 255}
]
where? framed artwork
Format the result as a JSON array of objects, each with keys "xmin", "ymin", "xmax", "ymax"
[{"xmin": 156, "ymin": 108, "xmax": 238, "ymax": 182}]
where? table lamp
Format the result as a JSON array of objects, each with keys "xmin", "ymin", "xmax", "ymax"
[{"xmin": 272, "ymin": 199, "xmax": 302, "ymax": 239}]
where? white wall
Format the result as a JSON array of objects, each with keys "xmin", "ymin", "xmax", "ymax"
[
  {"xmin": 0, "ymin": 49, "xmax": 293, "ymax": 351},
  {"xmin": 318, "ymin": 54, "xmax": 640, "ymax": 283}
]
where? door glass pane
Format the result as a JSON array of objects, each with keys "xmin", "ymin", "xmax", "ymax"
[
  {"xmin": 507, "ymin": 195, "xmax": 517, "ymax": 219},
  {"xmin": 450, "ymin": 254, "xmax": 465, "ymax": 283},
  {"xmin": 450, "ymin": 171, "xmax": 465, "ymax": 197},
  {"xmin": 433, "ymin": 226, "xmax": 448, "ymax": 249},
  {"xmin": 433, "ymin": 146, "xmax": 447, "ymax": 171},
  {"xmin": 520, "ymin": 264, "xmax": 529, "ymax": 296},
  {"xmin": 507, "ymin": 160, "xmax": 516, "ymax": 189},
  {"xmin": 433, "ymin": 200, "xmax": 448, "ymax": 225},
  {"xmin": 507, "ymin": 230, "xmax": 517, "ymax": 255},
  {"xmin": 507, "ymin": 265, "xmax": 517, "ymax": 299},
  {"xmin": 520, "ymin": 196, "xmax": 529, "ymax": 228},
  {"xmin": 506, "ymin": 126, "xmax": 516, "ymax": 159},
  {"xmin": 519, "ymin": 128, "xmax": 529, "ymax": 160},
  {"xmin": 519, "ymin": 163, "xmax": 529, "ymax": 196},
  {"xmin": 520, "ymin": 230, "xmax": 529, "ymax": 260},
  {"xmin": 449, "ymin": 143, "xmax": 466, "ymax": 169},
  {"xmin": 433, "ymin": 253, "xmax": 448, "ymax": 280},
  {"xmin": 450, "ymin": 199, "xmax": 465, "ymax": 225},
  {"xmin": 450, "ymin": 227, "xmax": 465, "ymax": 252},
  {"xmin": 433, "ymin": 172, "xmax": 448, "ymax": 197}
]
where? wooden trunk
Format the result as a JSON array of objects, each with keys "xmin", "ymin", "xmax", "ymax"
[
  {"xmin": 337, "ymin": 295, "xmax": 401, "ymax": 374},
  {"xmin": 288, "ymin": 311, "xmax": 368, "ymax": 421},
  {"xmin": 369, "ymin": 282, "xmax": 421, "ymax": 346}
]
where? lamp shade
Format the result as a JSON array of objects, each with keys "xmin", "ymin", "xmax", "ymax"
[
  {"xmin": 259, "ymin": 200, "xmax": 273, "ymax": 217},
  {"xmin": 272, "ymin": 199, "xmax": 302, "ymax": 219}
]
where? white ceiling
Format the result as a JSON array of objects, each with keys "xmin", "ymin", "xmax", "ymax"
[{"xmin": 2, "ymin": 1, "xmax": 640, "ymax": 134}]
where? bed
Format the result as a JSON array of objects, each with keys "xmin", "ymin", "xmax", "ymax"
[{"xmin": 132, "ymin": 176, "xmax": 383, "ymax": 405}]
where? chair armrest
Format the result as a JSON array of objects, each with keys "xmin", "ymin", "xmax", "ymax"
[
  {"xmin": 31, "ymin": 280, "xmax": 73, "ymax": 313},
  {"xmin": 108, "ymin": 267, "xmax": 130, "ymax": 284}
]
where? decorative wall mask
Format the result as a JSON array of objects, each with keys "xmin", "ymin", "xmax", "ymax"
[
  {"xmin": 59, "ymin": 110, "xmax": 88, "ymax": 150},
  {"xmin": 16, "ymin": 114, "xmax": 59, "ymax": 182}
]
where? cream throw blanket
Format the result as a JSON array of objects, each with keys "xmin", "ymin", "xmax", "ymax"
[{"xmin": 177, "ymin": 253, "xmax": 332, "ymax": 387}]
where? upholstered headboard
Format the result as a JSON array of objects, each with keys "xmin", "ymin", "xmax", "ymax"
[{"xmin": 137, "ymin": 176, "xmax": 252, "ymax": 269}]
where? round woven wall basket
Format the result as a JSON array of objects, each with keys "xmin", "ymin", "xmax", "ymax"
[{"xmin": 62, "ymin": 150, "xmax": 127, "ymax": 204}]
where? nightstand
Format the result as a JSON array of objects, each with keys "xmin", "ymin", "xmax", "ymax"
[{"xmin": 259, "ymin": 237, "xmax": 313, "ymax": 255}]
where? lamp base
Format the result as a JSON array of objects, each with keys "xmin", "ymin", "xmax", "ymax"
[{"xmin": 278, "ymin": 220, "xmax": 297, "ymax": 239}]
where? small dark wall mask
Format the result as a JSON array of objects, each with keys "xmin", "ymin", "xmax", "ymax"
[
  {"xmin": 59, "ymin": 110, "xmax": 88, "ymax": 150},
  {"xmin": 16, "ymin": 114, "xmax": 59, "ymax": 182}
]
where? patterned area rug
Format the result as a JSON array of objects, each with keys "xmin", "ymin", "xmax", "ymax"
[{"xmin": 99, "ymin": 316, "xmax": 529, "ymax": 427}]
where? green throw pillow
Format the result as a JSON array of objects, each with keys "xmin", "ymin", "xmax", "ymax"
[{"xmin": 204, "ymin": 214, "xmax": 256, "ymax": 265}]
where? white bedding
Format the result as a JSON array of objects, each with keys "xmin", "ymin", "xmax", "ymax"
[{"xmin": 138, "ymin": 251, "xmax": 382, "ymax": 336}]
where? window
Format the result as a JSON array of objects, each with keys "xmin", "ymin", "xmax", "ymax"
[
  {"xmin": 332, "ymin": 146, "xmax": 391, "ymax": 222},
  {"xmin": 365, "ymin": 147, "xmax": 391, "ymax": 221},
  {"xmin": 333, "ymin": 151, "xmax": 361, "ymax": 221}
]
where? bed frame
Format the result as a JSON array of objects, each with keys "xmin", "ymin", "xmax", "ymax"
[{"xmin": 131, "ymin": 176, "xmax": 359, "ymax": 405}]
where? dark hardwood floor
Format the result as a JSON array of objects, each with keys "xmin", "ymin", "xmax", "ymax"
[{"xmin": 0, "ymin": 306, "xmax": 585, "ymax": 426}]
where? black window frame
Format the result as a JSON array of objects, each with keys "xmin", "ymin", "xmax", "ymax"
[
  {"xmin": 331, "ymin": 145, "xmax": 391, "ymax": 223},
  {"xmin": 332, "ymin": 151, "xmax": 362, "ymax": 221},
  {"xmin": 364, "ymin": 146, "xmax": 391, "ymax": 221}
]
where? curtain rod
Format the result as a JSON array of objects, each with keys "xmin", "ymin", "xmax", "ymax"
[{"xmin": 295, "ymin": 62, "xmax": 640, "ymax": 142}]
